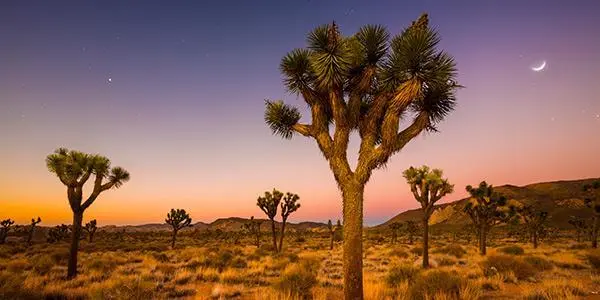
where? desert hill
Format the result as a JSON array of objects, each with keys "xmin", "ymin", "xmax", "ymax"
[{"xmin": 379, "ymin": 178, "xmax": 599, "ymax": 229}]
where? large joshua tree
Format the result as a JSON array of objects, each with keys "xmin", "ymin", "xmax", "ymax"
[
  {"xmin": 46, "ymin": 148, "xmax": 130, "ymax": 279},
  {"xmin": 584, "ymin": 181, "xmax": 600, "ymax": 248},
  {"xmin": 403, "ymin": 166, "xmax": 453, "ymax": 268},
  {"xmin": 278, "ymin": 192, "xmax": 301, "ymax": 252},
  {"xmin": 263, "ymin": 14, "xmax": 458, "ymax": 298},
  {"xmin": 464, "ymin": 181, "xmax": 510, "ymax": 255},
  {"xmin": 166, "ymin": 209, "xmax": 192, "ymax": 248}
]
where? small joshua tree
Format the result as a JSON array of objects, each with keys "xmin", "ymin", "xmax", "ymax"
[
  {"xmin": 243, "ymin": 216, "xmax": 262, "ymax": 247},
  {"xmin": 47, "ymin": 224, "xmax": 71, "ymax": 243},
  {"xmin": 328, "ymin": 220, "xmax": 336, "ymax": 249},
  {"xmin": 464, "ymin": 181, "xmax": 511, "ymax": 255},
  {"xmin": 46, "ymin": 148, "xmax": 130, "ymax": 279},
  {"xmin": 278, "ymin": 192, "xmax": 301, "ymax": 252},
  {"xmin": 0, "ymin": 219, "xmax": 15, "ymax": 244},
  {"xmin": 515, "ymin": 205, "xmax": 548, "ymax": 249},
  {"xmin": 584, "ymin": 181, "xmax": 600, "ymax": 248},
  {"xmin": 84, "ymin": 219, "xmax": 98, "ymax": 243},
  {"xmin": 389, "ymin": 222, "xmax": 402, "ymax": 244},
  {"xmin": 404, "ymin": 220, "xmax": 418, "ymax": 244},
  {"xmin": 257, "ymin": 189, "xmax": 284, "ymax": 252},
  {"xmin": 26, "ymin": 217, "xmax": 42, "ymax": 245},
  {"xmin": 403, "ymin": 166, "xmax": 454, "ymax": 268},
  {"xmin": 568, "ymin": 216, "xmax": 588, "ymax": 243},
  {"xmin": 165, "ymin": 209, "xmax": 192, "ymax": 248}
]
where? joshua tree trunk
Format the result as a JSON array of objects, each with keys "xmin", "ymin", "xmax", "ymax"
[
  {"xmin": 67, "ymin": 212, "xmax": 83, "ymax": 279},
  {"xmin": 479, "ymin": 226, "xmax": 487, "ymax": 255},
  {"xmin": 342, "ymin": 183, "xmax": 364, "ymax": 300},
  {"xmin": 593, "ymin": 216, "xmax": 598, "ymax": 249},
  {"xmin": 270, "ymin": 219, "xmax": 278, "ymax": 252},
  {"xmin": 278, "ymin": 217, "xmax": 287, "ymax": 253},
  {"xmin": 422, "ymin": 216, "xmax": 429, "ymax": 268},
  {"xmin": 89, "ymin": 232, "xmax": 94, "ymax": 243},
  {"xmin": 256, "ymin": 232, "xmax": 260, "ymax": 248},
  {"xmin": 171, "ymin": 230, "xmax": 177, "ymax": 248},
  {"xmin": 330, "ymin": 231, "xmax": 334, "ymax": 250},
  {"xmin": 532, "ymin": 230, "xmax": 538, "ymax": 249}
]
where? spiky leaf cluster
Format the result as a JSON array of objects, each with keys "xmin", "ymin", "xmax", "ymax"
[
  {"xmin": 281, "ymin": 192, "xmax": 301, "ymax": 220},
  {"xmin": 165, "ymin": 209, "xmax": 192, "ymax": 232},
  {"xmin": 47, "ymin": 224, "xmax": 71, "ymax": 243},
  {"xmin": 257, "ymin": 189, "xmax": 284, "ymax": 220},
  {"xmin": 514, "ymin": 205, "xmax": 549, "ymax": 234},
  {"xmin": 403, "ymin": 165, "xmax": 454, "ymax": 215},
  {"xmin": 464, "ymin": 181, "xmax": 511, "ymax": 229}
]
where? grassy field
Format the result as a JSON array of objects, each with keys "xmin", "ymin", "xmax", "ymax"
[{"xmin": 2, "ymin": 230, "xmax": 600, "ymax": 299}]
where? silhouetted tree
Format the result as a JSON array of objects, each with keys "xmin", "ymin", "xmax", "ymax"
[
  {"xmin": 278, "ymin": 192, "xmax": 300, "ymax": 252},
  {"xmin": 403, "ymin": 166, "xmax": 454, "ymax": 268},
  {"xmin": 243, "ymin": 216, "xmax": 262, "ymax": 247},
  {"xmin": 404, "ymin": 220, "xmax": 418, "ymax": 244},
  {"xmin": 257, "ymin": 189, "xmax": 284, "ymax": 252},
  {"xmin": 336, "ymin": 219, "xmax": 343, "ymax": 241},
  {"xmin": 568, "ymin": 216, "xmax": 587, "ymax": 243},
  {"xmin": 26, "ymin": 217, "xmax": 42, "ymax": 245},
  {"xmin": 0, "ymin": 219, "xmax": 15, "ymax": 244},
  {"xmin": 165, "ymin": 209, "xmax": 192, "ymax": 248},
  {"xmin": 389, "ymin": 222, "xmax": 401, "ymax": 244},
  {"xmin": 46, "ymin": 148, "xmax": 130, "ymax": 279},
  {"xmin": 515, "ymin": 205, "xmax": 548, "ymax": 249},
  {"xmin": 584, "ymin": 181, "xmax": 600, "ymax": 248},
  {"xmin": 83, "ymin": 219, "xmax": 97, "ymax": 243},
  {"xmin": 263, "ymin": 13, "xmax": 459, "ymax": 298},
  {"xmin": 328, "ymin": 220, "xmax": 336, "ymax": 249},
  {"xmin": 47, "ymin": 224, "xmax": 71, "ymax": 243},
  {"xmin": 463, "ymin": 181, "xmax": 510, "ymax": 255}
]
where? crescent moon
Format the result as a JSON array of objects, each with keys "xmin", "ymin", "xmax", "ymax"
[{"xmin": 532, "ymin": 61, "xmax": 546, "ymax": 72}]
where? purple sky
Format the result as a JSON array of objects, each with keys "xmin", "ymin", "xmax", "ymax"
[{"xmin": 1, "ymin": 0, "xmax": 599, "ymax": 226}]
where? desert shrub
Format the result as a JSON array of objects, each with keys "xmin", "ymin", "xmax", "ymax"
[
  {"xmin": 524, "ymin": 256, "xmax": 554, "ymax": 271},
  {"xmin": 295, "ymin": 236, "xmax": 306, "ymax": 243},
  {"xmin": 498, "ymin": 245, "xmax": 524, "ymax": 255},
  {"xmin": 275, "ymin": 261, "xmax": 318, "ymax": 298},
  {"xmin": 31, "ymin": 255, "xmax": 54, "ymax": 275},
  {"xmin": 482, "ymin": 255, "xmax": 537, "ymax": 280},
  {"xmin": 409, "ymin": 270, "xmax": 463, "ymax": 300},
  {"xmin": 91, "ymin": 276, "xmax": 155, "ymax": 299},
  {"xmin": 286, "ymin": 252, "xmax": 300, "ymax": 263},
  {"xmin": 434, "ymin": 244, "xmax": 467, "ymax": 258},
  {"xmin": 569, "ymin": 243, "xmax": 588, "ymax": 250},
  {"xmin": 586, "ymin": 251, "xmax": 600, "ymax": 271},
  {"xmin": 154, "ymin": 263, "xmax": 177, "ymax": 275},
  {"xmin": 386, "ymin": 264, "xmax": 420, "ymax": 286},
  {"xmin": 6, "ymin": 258, "xmax": 30, "ymax": 272},
  {"xmin": 438, "ymin": 256, "xmax": 457, "ymax": 266},
  {"xmin": 184, "ymin": 259, "xmax": 202, "ymax": 271},
  {"xmin": 88, "ymin": 257, "xmax": 119, "ymax": 273},
  {"xmin": 50, "ymin": 249, "xmax": 70, "ymax": 264},
  {"xmin": 230, "ymin": 257, "xmax": 247, "ymax": 269},
  {"xmin": 151, "ymin": 252, "xmax": 169, "ymax": 263},
  {"xmin": 410, "ymin": 246, "xmax": 423, "ymax": 256},
  {"xmin": 389, "ymin": 248, "xmax": 409, "ymax": 258},
  {"xmin": 522, "ymin": 279, "xmax": 587, "ymax": 299}
]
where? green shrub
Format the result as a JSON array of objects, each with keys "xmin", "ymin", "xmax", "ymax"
[
  {"xmin": 385, "ymin": 264, "xmax": 420, "ymax": 286},
  {"xmin": 409, "ymin": 270, "xmax": 462, "ymax": 300},
  {"xmin": 482, "ymin": 255, "xmax": 537, "ymax": 280},
  {"xmin": 498, "ymin": 245, "xmax": 524, "ymax": 255}
]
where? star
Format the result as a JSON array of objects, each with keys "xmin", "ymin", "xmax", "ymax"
[{"xmin": 107, "ymin": 78, "xmax": 112, "ymax": 83}]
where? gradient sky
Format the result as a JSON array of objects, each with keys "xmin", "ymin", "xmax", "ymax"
[{"xmin": 1, "ymin": 0, "xmax": 599, "ymax": 226}]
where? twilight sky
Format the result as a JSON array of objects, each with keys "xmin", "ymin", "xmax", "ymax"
[{"xmin": 1, "ymin": 0, "xmax": 599, "ymax": 226}]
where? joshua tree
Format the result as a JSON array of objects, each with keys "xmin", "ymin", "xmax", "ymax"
[
  {"xmin": 263, "ymin": 13, "xmax": 459, "ymax": 298},
  {"xmin": 257, "ymin": 189, "xmax": 284, "ymax": 252},
  {"xmin": 243, "ymin": 216, "xmax": 262, "ymax": 247},
  {"xmin": 515, "ymin": 205, "xmax": 548, "ymax": 249},
  {"xmin": 47, "ymin": 224, "xmax": 71, "ymax": 243},
  {"xmin": 464, "ymin": 181, "xmax": 510, "ymax": 255},
  {"xmin": 389, "ymin": 222, "xmax": 402, "ymax": 244},
  {"xmin": 165, "ymin": 209, "xmax": 192, "ymax": 248},
  {"xmin": 584, "ymin": 181, "xmax": 600, "ymax": 248},
  {"xmin": 403, "ymin": 166, "xmax": 454, "ymax": 268},
  {"xmin": 0, "ymin": 219, "xmax": 15, "ymax": 244},
  {"xmin": 46, "ymin": 148, "xmax": 130, "ymax": 279},
  {"xmin": 83, "ymin": 219, "xmax": 98, "ymax": 243},
  {"xmin": 328, "ymin": 220, "xmax": 336, "ymax": 249},
  {"xmin": 404, "ymin": 220, "xmax": 418, "ymax": 244},
  {"xmin": 278, "ymin": 192, "xmax": 301, "ymax": 252},
  {"xmin": 26, "ymin": 217, "xmax": 42, "ymax": 245},
  {"xmin": 568, "ymin": 216, "xmax": 588, "ymax": 243}
]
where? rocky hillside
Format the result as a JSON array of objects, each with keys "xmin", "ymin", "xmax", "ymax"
[{"xmin": 379, "ymin": 178, "xmax": 599, "ymax": 229}]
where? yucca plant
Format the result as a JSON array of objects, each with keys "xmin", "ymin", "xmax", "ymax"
[
  {"xmin": 263, "ymin": 13, "xmax": 459, "ymax": 298},
  {"xmin": 46, "ymin": 148, "xmax": 130, "ymax": 278},
  {"xmin": 0, "ymin": 219, "xmax": 15, "ymax": 244},
  {"xmin": 26, "ymin": 217, "xmax": 42, "ymax": 245},
  {"xmin": 278, "ymin": 192, "xmax": 300, "ymax": 252},
  {"xmin": 165, "ymin": 209, "xmax": 192, "ymax": 248},
  {"xmin": 514, "ymin": 205, "xmax": 548, "ymax": 248},
  {"xmin": 83, "ymin": 219, "xmax": 97, "ymax": 243}
]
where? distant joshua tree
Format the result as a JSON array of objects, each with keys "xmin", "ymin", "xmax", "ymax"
[
  {"xmin": 515, "ymin": 205, "xmax": 548, "ymax": 249},
  {"xmin": 0, "ymin": 219, "xmax": 15, "ymax": 244},
  {"xmin": 26, "ymin": 217, "xmax": 42, "ymax": 245},
  {"xmin": 165, "ymin": 209, "xmax": 192, "ymax": 248},
  {"xmin": 328, "ymin": 220, "xmax": 336, "ymax": 249},
  {"xmin": 47, "ymin": 224, "xmax": 71, "ymax": 243},
  {"xmin": 263, "ymin": 13, "xmax": 460, "ymax": 298},
  {"xmin": 257, "ymin": 189, "xmax": 284, "ymax": 252},
  {"xmin": 464, "ymin": 181, "xmax": 510, "ymax": 255},
  {"xmin": 389, "ymin": 222, "xmax": 402, "ymax": 244},
  {"xmin": 243, "ymin": 216, "xmax": 262, "ymax": 247},
  {"xmin": 584, "ymin": 181, "xmax": 600, "ymax": 248},
  {"xmin": 84, "ymin": 219, "xmax": 98, "ymax": 243},
  {"xmin": 403, "ymin": 166, "xmax": 454, "ymax": 268},
  {"xmin": 278, "ymin": 192, "xmax": 301, "ymax": 252},
  {"xmin": 404, "ymin": 220, "xmax": 418, "ymax": 245},
  {"xmin": 568, "ymin": 216, "xmax": 588, "ymax": 243},
  {"xmin": 46, "ymin": 148, "xmax": 130, "ymax": 279}
]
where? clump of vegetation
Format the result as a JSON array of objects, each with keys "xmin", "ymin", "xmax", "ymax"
[
  {"xmin": 242, "ymin": 216, "xmax": 262, "ymax": 247},
  {"xmin": 403, "ymin": 166, "xmax": 454, "ymax": 268},
  {"xmin": 524, "ymin": 256, "xmax": 554, "ymax": 272},
  {"xmin": 498, "ymin": 245, "xmax": 525, "ymax": 255},
  {"xmin": 482, "ymin": 255, "xmax": 537, "ymax": 280},
  {"xmin": 583, "ymin": 181, "xmax": 600, "ymax": 248},
  {"xmin": 31, "ymin": 255, "xmax": 54, "ymax": 275},
  {"xmin": 47, "ymin": 224, "xmax": 71, "ymax": 243},
  {"xmin": 585, "ymin": 251, "xmax": 600, "ymax": 271},
  {"xmin": 386, "ymin": 264, "xmax": 420, "ymax": 286},
  {"xmin": 515, "ymin": 205, "xmax": 549, "ymax": 249},
  {"xmin": 275, "ymin": 260, "xmax": 318, "ymax": 298},
  {"xmin": 434, "ymin": 244, "xmax": 466, "ymax": 258},
  {"xmin": 83, "ymin": 219, "xmax": 97, "ymax": 243},
  {"xmin": 389, "ymin": 248, "xmax": 409, "ymax": 258},
  {"xmin": 0, "ymin": 219, "xmax": 15, "ymax": 244},
  {"xmin": 409, "ymin": 270, "xmax": 463, "ymax": 300}
]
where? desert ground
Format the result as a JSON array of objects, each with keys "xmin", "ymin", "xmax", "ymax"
[{"xmin": 2, "ymin": 227, "xmax": 600, "ymax": 300}]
